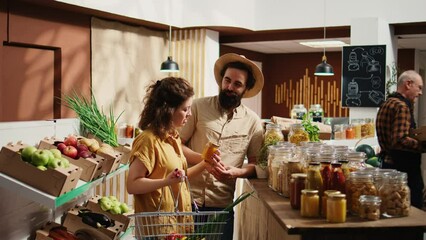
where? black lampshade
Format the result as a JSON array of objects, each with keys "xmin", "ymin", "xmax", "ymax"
[
  {"xmin": 160, "ymin": 56, "xmax": 179, "ymax": 72},
  {"xmin": 314, "ymin": 56, "xmax": 334, "ymax": 76}
]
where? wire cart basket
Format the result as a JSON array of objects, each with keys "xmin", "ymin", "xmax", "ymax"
[{"xmin": 129, "ymin": 177, "xmax": 228, "ymax": 240}]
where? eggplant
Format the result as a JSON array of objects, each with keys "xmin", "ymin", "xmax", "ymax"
[{"xmin": 78, "ymin": 208, "xmax": 115, "ymax": 228}]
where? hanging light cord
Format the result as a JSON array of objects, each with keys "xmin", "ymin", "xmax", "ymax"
[
  {"xmin": 322, "ymin": 0, "xmax": 327, "ymax": 60},
  {"xmin": 168, "ymin": 25, "xmax": 172, "ymax": 57}
]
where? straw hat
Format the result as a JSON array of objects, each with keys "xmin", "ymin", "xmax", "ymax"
[{"xmin": 214, "ymin": 53, "xmax": 264, "ymax": 98}]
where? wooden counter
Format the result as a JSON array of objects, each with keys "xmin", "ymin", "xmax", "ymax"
[{"xmin": 237, "ymin": 179, "xmax": 426, "ymax": 240}]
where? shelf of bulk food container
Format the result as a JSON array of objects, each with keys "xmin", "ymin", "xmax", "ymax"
[
  {"xmin": 323, "ymin": 136, "xmax": 378, "ymax": 150},
  {"xmin": 0, "ymin": 164, "xmax": 129, "ymax": 209}
]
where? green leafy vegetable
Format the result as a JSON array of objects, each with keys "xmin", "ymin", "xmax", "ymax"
[
  {"xmin": 302, "ymin": 113, "xmax": 320, "ymax": 142},
  {"xmin": 61, "ymin": 90, "xmax": 123, "ymax": 147},
  {"xmin": 188, "ymin": 191, "xmax": 254, "ymax": 240}
]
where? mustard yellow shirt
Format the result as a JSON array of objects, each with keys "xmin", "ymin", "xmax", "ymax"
[
  {"xmin": 179, "ymin": 96, "xmax": 264, "ymax": 207},
  {"xmin": 129, "ymin": 129, "xmax": 192, "ymax": 214}
]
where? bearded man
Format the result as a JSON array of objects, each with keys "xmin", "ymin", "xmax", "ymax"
[{"xmin": 179, "ymin": 53, "xmax": 265, "ymax": 239}]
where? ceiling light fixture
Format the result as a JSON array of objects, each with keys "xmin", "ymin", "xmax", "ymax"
[
  {"xmin": 160, "ymin": 25, "xmax": 179, "ymax": 72},
  {"xmin": 300, "ymin": 40, "xmax": 348, "ymax": 48},
  {"xmin": 314, "ymin": 0, "xmax": 334, "ymax": 76}
]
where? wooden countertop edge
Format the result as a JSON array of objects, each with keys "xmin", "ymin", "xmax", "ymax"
[{"xmin": 243, "ymin": 178, "xmax": 426, "ymax": 235}]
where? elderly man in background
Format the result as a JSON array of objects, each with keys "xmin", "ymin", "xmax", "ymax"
[{"xmin": 376, "ymin": 70, "xmax": 424, "ymax": 209}]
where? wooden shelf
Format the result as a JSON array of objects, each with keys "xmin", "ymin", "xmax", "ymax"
[{"xmin": 0, "ymin": 164, "xmax": 129, "ymax": 209}]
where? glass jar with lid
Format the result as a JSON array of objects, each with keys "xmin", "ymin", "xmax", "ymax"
[
  {"xmin": 264, "ymin": 123, "xmax": 284, "ymax": 145},
  {"xmin": 333, "ymin": 124, "xmax": 346, "ymax": 140},
  {"xmin": 271, "ymin": 147, "xmax": 293, "ymax": 192},
  {"xmin": 288, "ymin": 123, "xmax": 310, "ymax": 146},
  {"xmin": 321, "ymin": 190, "xmax": 340, "ymax": 217},
  {"xmin": 301, "ymin": 189, "xmax": 320, "ymax": 217},
  {"xmin": 329, "ymin": 162, "xmax": 346, "ymax": 193},
  {"xmin": 280, "ymin": 160, "xmax": 303, "ymax": 197},
  {"xmin": 345, "ymin": 124, "xmax": 355, "ymax": 139},
  {"xmin": 351, "ymin": 119, "xmax": 362, "ymax": 139},
  {"xmin": 361, "ymin": 118, "xmax": 375, "ymax": 137},
  {"xmin": 306, "ymin": 162, "xmax": 323, "ymax": 196},
  {"xmin": 291, "ymin": 104, "xmax": 307, "ymax": 120},
  {"xmin": 346, "ymin": 151, "xmax": 367, "ymax": 172},
  {"xmin": 345, "ymin": 172, "xmax": 378, "ymax": 215},
  {"xmin": 309, "ymin": 104, "xmax": 324, "ymax": 123},
  {"xmin": 359, "ymin": 195, "xmax": 381, "ymax": 221},
  {"xmin": 326, "ymin": 193, "xmax": 347, "ymax": 223},
  {"xmin": 267, "ymin": 145, "xmax": 282, "ymax": 188},
  {"xmin": 379, "ymin": 172, "xmax": 410, "ymax": 217},
  {"xmin": 290, "ymin": 173, "xmax": 307, "ymax": 209}
]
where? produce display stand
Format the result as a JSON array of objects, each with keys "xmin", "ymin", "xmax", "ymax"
[{"xmin": 0, "ymin": 164, "xmax": 129, "ymax": 209}]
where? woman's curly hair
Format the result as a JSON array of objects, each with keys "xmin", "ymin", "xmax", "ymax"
[{"xmin": 139, "ymin": 77, "xmax": 194, "ymax": 139}]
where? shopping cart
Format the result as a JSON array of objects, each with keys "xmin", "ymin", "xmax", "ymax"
[{"xmin": 129, "ymin": 177, "xmax": 228, "ymax": 240}]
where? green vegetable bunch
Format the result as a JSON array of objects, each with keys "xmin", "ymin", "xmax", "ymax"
[
  {"xmin": 258, "ymin": 130, "xmax": 283, "ymax": 169},
  {"xmin": 188, "ymin": 191, "xmax": 254, "ymax": 240},
  {"xmin": 62, "ymin": 90, "xmax": 123, "ymax": 147},
  {"xmin": 302, "ymin": 113, "xmax": 320, "ymax": 142}
]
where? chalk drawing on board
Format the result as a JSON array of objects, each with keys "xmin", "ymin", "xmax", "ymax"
[
  {"xmin": 347, "ymin": 51, "xmax": 360, "ymax": 71},
  {"xmin": 346, "ymin": 79, "xmax": 362, "ymax": 106},
  {"xmin": 371, "ymin": 76, "xmax": 381, "ymax": 89}
]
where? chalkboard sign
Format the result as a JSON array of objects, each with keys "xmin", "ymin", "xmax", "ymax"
[{"xmin": 341, "ymin": 45, "xmax": 386, "ymax": 107}]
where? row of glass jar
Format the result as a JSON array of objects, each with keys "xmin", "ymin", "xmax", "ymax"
[
  {"xmin": 334, "ymin": 118, "xmax": 375, "ymax": 140},
  {"xmin": 291, "ymin": 104, "xmax": 324, "ymax": 123},
  {"xmin": 266, "ymin": 142, "xmax": 410, "ymax": 219},
  {"xmin": 265, "ymin": 122, "xmax": 310, "ymax": 146},
  {"xmin": 298, "ymin": 170, "xmax": 410, "ymax": 221}
]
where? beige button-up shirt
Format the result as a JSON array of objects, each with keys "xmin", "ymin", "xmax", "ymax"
[{"xmin": 180, "ymin": 96, "xmax": 264, "ymax": 207}]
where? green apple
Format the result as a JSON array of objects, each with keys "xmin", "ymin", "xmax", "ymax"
[
  {"xmin": 47, "ymin": 157, "xmax": 61, "ymax": 169},
  {"xmin": 99, "ymin": 197, "xmax": 113, "ymax": 211},
  {"xmin": 21, "ymin": 146, "xmax": 37, "ymax": 162},
  {"xmin": 110, "ymin": 205, "xmax": 122, "ymax": 215},
  {"xmin": 37, "ymin": 165, "xmax": 47, "ymax": 171},
  {"xmin": 119, "ymin": 202, "xmax": 130, "ymax": 213},
  {"xmin": 49, "ymin": 148, "xmax": 62, "ymax": 158},
  {"xmin": 60, "ymin": 157, "xmax": 70, "ymax": 168},
  {"xmin": 31, "ymin": 149, "xmax": 52, "ymax": 167}
]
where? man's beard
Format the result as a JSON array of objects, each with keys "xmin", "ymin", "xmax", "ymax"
[{"xmin": 219, "ymin": 90, "xmax": 243, "ymax": 110}]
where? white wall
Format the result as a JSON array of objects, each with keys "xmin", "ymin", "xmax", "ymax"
[{"xmin": 56, "ymin": 0, "xmax": 426, "ymax": 30}]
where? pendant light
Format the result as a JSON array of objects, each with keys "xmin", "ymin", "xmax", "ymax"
[
  {"xmin": 160, "ymin": 25, "xmax": 179, "ymax": 72},
  {"xmin": 314, "ymin": 0, "xmax": 334, "ymax": 76}
]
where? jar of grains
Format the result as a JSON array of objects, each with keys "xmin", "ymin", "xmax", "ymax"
[{"xmin": 345, "ymin": 172, "xmax": 377, "ymax": 215}]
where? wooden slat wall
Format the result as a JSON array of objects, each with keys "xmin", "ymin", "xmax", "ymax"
[
  {"xmin": 274, "ymin": 68, "xmax": 349, "ymax": 117},
  {"xmin": 94, "ymin": 28, "xmax": 208, "ymax": 207}
]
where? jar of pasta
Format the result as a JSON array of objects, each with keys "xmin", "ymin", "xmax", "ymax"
[
  {"xmin": 346, "ymin": 151, "xmax": 367, "ymax": 172},
  {"xmin": 288, "ymin": 123, "xmax": 309, "ymax": 146},
  {"xmin": 264, "ymin": 123, "xmax": 284, "ymax": 145},
  {"xmin": 301, "ymin": 189, "xmax": 320, "ymax": 217},
  {"xmin": 346, "ymin": 172, "xmax": 377, "ymax": 215},
  {"xmin": 359, "ymin": 195, "xmax": 381, "ymax": 221},
  {"xmin": 379, "ymin": 172, "xmax": 410, "ymax": 218}
]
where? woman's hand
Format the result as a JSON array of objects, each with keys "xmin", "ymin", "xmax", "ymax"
[{"xmin": 165, "ymin": 168, "xmax": 185, "ymax": 185}]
